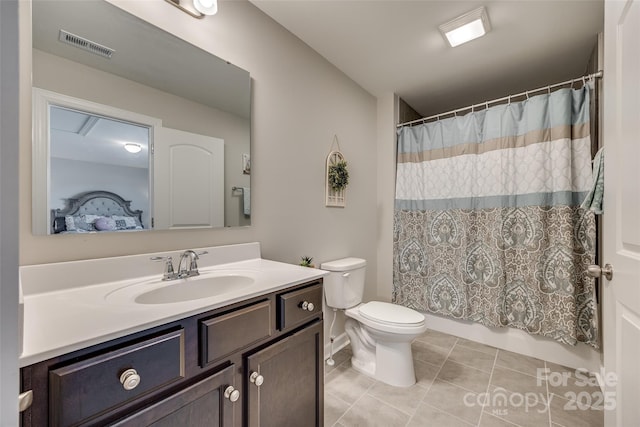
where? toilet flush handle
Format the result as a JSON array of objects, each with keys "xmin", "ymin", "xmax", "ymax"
[{"xmin": 342, "ymin": 273, "xmax": 350, "ymax": 278}]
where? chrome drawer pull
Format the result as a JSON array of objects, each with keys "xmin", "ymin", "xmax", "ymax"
[
  {"xmin": 300, "ymin": 301, "xmax": 315, "ymax": 312},
  {"xmin": 119, "ymin": 369, "xmax": 141, "ymax": 391},
  {"xmin": 249, "ymin": 371, "xmax": 264, "ymax": 387},
  {"xmin": 224, "ymin": 385, "xmax": 240, "ymax": 402}
]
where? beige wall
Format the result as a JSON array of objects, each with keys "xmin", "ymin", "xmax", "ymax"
[
  {"xmin": 376, "ymin": 93, "xmax": 398, "ymax": 302},
  {"xmin": 21, "ymin": 0, "xmax": 379, "ymax": 301}
]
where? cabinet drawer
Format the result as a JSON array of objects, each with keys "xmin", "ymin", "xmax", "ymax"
[
  {"xmin": 277, "ymin": 283, "xmax": 323, "ymax": 330},
  {"xmin": 200, "ymin": 300, "xmax": 272, "ymax": 366},
  {"xmin": 111, "ymin": 364, "xmax": 236, "ymax": 427},
  {"xmin": 49, "ymin": 329, "xmax": 185, "ymax": 427}
]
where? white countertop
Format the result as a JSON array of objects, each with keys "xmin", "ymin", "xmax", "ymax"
[{"xmin": 20, "ymin": 243, "xmax": 328, "ymax": 367}]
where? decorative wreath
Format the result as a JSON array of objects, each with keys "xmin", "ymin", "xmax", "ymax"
[{"xmin": 328, "ymin": 160, "xmax": 349, "ymax": 191}]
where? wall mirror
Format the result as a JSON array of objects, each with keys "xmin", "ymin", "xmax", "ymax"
[{"xmin": 32, "ymin": 0, "xmax": 251, "ymax": 235}]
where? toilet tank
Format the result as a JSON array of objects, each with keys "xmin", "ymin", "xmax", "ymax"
[{"xmin": 320, "ymin": 257, "xmax": 367, "ymax": 309}]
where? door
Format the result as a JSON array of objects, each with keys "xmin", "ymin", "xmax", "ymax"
[
  {"xmin": 245, "ymin": 321, "xmax": 323, "ymax": 427},
  {"xmin": 111, "ymin": 364, "xmax": 237, "ymax": 427},
  {"xmin": 602, "ymin": 0, "xmax": 640, "ymax": 425},
  {"xmin": 153, "ymin": 127, "xmax": 224, "ymax": 229}
]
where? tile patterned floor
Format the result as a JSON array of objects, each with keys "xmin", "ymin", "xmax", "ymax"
[{"xmin": 324, "ymin": 329, "xmax": 604, "ymax": 427}]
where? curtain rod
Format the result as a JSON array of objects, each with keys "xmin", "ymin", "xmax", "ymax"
[{"xmin": 397, "ymin": 70, "xmax": 604, "ymax": 128}]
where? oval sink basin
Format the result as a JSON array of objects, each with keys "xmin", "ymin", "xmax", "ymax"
[
  {"xmin": 105, "ymin": 271, "xmax": 257, "ymax": 305},
  {"xmin": 135, "ymin": 274, "xmax": 255, "ymax": 304}
]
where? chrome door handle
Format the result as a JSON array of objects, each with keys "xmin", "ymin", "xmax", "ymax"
[
  {"xmin": 249, "ymin": 371, "xmax": 264, "ymax": 387},
  {"xmin": 587, "ymin": 264, "xmax": 613, "ymax": 280},
  {"xmin": 224, "ymin": 386, "xmax": 240, "ymax": 402}
]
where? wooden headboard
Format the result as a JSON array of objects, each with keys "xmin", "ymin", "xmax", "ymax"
[{"xmin": 51, "ymin": 190, "xmax": 143, "ymax": 234}]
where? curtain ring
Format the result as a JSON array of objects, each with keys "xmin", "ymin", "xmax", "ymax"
[
  {"xmin": 547, "ymin": 86, "xmax": 551, "ymax": 94},
  {"xmin": 485, "ymin": 101, "xmax": 489, "ymax": 110},
  {"xmin": 525, "ymin": 91, "xmax": 529, "ymax": 100},
  {"xmin": 582, "ymin": 76, "xmax": 587, "ymax": 87},
  {"xmin": 471, "ymin": 104, "xmax": 474, "ymax": 113},
  {"xmin": 508, "ymin": 95, "xmax": 511, "ymax": 105}
]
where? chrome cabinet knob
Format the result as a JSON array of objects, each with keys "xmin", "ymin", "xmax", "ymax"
[
  {"xmin": 120, "ymin": 369, "xmax": 141, "ymax": 391},
  {"xmin": 587, "ymin": 264, "xmax": 613, "ymax": 280},
  {"xmin": 224, "ymin": 385, "xmax": 240, "ymax": 402},
  {"xmin": 300, "ymin": 301, "xmax": 315, "ymax": 311},
  {"xmin": 249, "ymin": 371, "xmax": 264, "ymax": 387}
]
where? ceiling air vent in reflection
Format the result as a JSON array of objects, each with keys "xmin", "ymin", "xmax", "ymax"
[{"xmin": 58, "ymin": 30, "xmax": 115, "ymax": 59}]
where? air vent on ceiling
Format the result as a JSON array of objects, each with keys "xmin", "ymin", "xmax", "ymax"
[{"xmin": 58, "ymin": 30, "xmax": 115, "ymax": 59}]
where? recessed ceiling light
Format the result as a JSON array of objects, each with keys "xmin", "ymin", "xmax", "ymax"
[
  {"xmin": 439, "ymin": 6, "xmax": 491, "ymax": 48},
  {"xmin": 124, "ymin": 143, "xmax": 142, "ymax": 154}
]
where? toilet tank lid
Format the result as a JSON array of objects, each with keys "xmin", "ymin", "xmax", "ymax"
[{"xmin": 320, "ymin": 257, "xmax": 366, "ymax": 272}]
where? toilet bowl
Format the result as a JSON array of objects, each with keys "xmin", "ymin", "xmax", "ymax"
[
  {"xmin": 344, "ymin": 301, "xmax": 426, "ymax": 387},
  {"xmin": 321, "ymin": 258, "xmax": 427, "ymax": 387}
]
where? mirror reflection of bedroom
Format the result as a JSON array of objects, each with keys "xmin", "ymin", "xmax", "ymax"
[{"xmin": 49, "ymin": 106, "xmax": 151, "ymax": 233}]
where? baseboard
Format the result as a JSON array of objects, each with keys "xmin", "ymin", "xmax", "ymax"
[{"xmin": 324, "ymin": 332, "xmax": 349, "ymax": 361}]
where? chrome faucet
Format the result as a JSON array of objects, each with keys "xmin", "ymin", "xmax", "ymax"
[
  {"xmin": 150, "ymin": 256, "xmax": 176, "ymax": 280},
  {"xmin": 177, "ymin": 250, "xmax": 208, "ymax": 278},
  {"xmin": 151, "ymin": 250, "xmax": 208, "ymax": 280}
]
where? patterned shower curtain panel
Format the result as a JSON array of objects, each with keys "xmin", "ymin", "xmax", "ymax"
[{"xmin": 393, "ymin": 86, "xmax": 598, "ymax": 347}]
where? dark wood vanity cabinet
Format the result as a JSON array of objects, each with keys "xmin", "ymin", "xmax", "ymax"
[
  {"xmin": 246, "ymin": 321, "xmax": 323, "ymax": 427},
  {"xmin": 111, "ymin": 364, "xmax": 236, "ymax": 427},
  {"xmin": 20, "ymin": 280, "xmax": 323, "ymax": 427}
]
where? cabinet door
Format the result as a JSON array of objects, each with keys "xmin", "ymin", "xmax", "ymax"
[
  {"xmin": 111, "ymin": 364, "xmax": 237, "ymax": 427},
  {"xmin": 246, "ymin": 321, "xmax": 323, "ymax": 427}
]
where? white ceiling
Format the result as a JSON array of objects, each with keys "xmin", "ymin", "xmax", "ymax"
[
  {"xmin": 50, "ymin": 106, "xmax": 150, "ymax": 169},
  {"xmin": 250, "ymin": 0, "xmax": 604, "ymax": 118}
]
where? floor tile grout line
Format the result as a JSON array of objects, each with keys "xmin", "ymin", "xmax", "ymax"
[
  {"xmin": 545, "ymin": 360, "xmax": 553, "ymax": 427},
  {"xmin": 443, "ymin": 357, "xmax": 494, "ymax": 375},
  {"xmin": 476, "ymin": 348, "xmax": 500, "ymax": 427},
  {"xmin": 414, "ymin": 337, "xmax": 493, "ymax": 426},
  {"xmin": 407, "ymin": 337, "xmax": 460, "ymax": 426},
  {"xmin": 326, "ymin": 389, "xmax": 355, "ymax": 408},
  {"xmin": 332, "ymin": 377, "xmax": 377, "ymax": 427},
  {"xmin": 364, "ymin": 390, "xmax": 418, "ymax": 420},
  {"xmin": 494, "ymin": 363, "xmax": 547, "ymax": 380},
  {"xmin": 419, "ymin": 401, "xmax": 477, "ymax": 427},
  {"xmin": 479, "ymin": 349, "xmax": 528, "ymax": 427}
]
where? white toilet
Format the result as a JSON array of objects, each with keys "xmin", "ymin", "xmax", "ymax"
[{"xmin": 321, "ymin": 257, "xmax": 427, "ymax": 387}]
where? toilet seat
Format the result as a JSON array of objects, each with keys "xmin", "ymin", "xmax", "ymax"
[{"xmin": 358, "ymin": 301, "xmax": 425, "ymax": 326}]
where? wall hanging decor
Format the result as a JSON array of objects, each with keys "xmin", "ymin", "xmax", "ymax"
[{"xmin": 325, "ymin": 135, "xmax": 349, "ymax": 207}]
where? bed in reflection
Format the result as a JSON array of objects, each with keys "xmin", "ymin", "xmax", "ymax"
[{"xmin": 51, "ymin": 190, "xmax": 144, "ymax": 234}]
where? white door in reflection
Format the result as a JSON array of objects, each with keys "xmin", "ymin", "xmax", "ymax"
[{"xmin": 153, "ymin": 127, "xmax": 224, "ymax": 229}]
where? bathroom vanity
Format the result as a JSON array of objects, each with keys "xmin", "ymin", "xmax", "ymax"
[{"xmin": 18, "ymin": 243, "xmax": 326, "ymax": 426}]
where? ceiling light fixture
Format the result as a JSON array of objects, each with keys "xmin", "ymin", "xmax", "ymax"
[
  {"xmin": 124, "ymin": 143, "xmax": 142, "ymax": 154},
  {"xmin": 439, "ymin": 6, "xmax": 491, "ymax": 48},
  {"xmin": 164, "ymin": 0, "xmax": 218, "ymax": 19}
]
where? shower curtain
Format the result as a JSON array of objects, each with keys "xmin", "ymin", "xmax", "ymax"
[{"xmin": 393, "ymin": 86, "xmax": 598, "ymax": 347}]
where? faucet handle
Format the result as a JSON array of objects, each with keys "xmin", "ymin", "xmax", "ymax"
[
  {"xmin": 150, "ymin": 256, "xmax": 176, "ymax": 280},
  {"xmin": 195, "ymin": 250, "xmax": 208, "ymax": 257}
]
